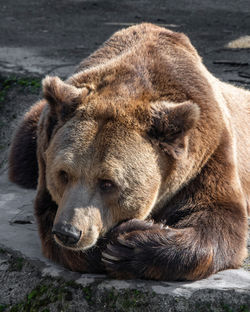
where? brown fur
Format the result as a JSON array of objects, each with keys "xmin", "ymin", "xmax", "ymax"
[
  {"xmin": 8, "ymin": 100, "xmax": 46, "ymax": 189},
  {"xmin": 8, "ymin": 23, "xmax": 249, "ymax": 281}
]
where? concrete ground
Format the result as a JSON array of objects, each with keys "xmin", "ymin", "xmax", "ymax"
[{"xmin": 0, "ymin": 0, "xmax": 250, "ymax": 311}]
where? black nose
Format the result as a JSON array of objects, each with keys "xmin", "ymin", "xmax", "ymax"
[{"xmin": 52, "ymin": 222, "xmax": 81, "ymax": 246}]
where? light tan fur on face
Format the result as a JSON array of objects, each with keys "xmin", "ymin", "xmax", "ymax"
[{"xmin": 54, "ymin": 182, "xmax": 106, "ymax": 250}]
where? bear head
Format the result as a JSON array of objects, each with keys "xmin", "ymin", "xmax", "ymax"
[{"xmin": 41, "ymin": 73, "xmax": 201, "ymax": 251}]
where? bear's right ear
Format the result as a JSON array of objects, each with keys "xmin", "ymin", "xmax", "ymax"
[
  {"xmin": 42, "ymin": 76, "xmax": 89, "ymax": 121},
  {"xmin": 148, "ymin": 101, "xmax": 200, "ymax": 159}
]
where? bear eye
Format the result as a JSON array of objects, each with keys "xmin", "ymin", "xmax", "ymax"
[
  {"xmin": 99, "ymin": 179, "xmax": 115, "ymax": 193},
  {"xmin": 58, "ymin": 170, "xmax": 69, "ymax": 184}
]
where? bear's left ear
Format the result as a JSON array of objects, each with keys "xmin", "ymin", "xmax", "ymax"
[
  {"xmin": 42, "ymin": 76, "xmax": 89, "ymax": 121},
  {"xmin": 148, "ymin": 101, "xmax": 200, "ymax": 159}
]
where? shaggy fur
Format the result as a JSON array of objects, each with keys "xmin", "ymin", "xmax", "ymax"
[{"xmin": 8, "ymin": 23, "xmax": 249, "ymax": 281}]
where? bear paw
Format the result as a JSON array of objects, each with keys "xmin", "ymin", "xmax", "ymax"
[{"xmin": 102, "ymin": 219, "xmax": 169, "ymax": 279}]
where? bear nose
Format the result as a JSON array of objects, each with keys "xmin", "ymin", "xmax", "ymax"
[{"xmin": 52, "ymin": 222, "xmax": 81, "ymax": 246}]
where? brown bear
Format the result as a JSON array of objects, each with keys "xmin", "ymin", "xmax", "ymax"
[{"xmin": 8, "ymin": 23, "xmax": 249, "ymax": 281}]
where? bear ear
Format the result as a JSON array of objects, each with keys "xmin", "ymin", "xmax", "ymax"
[
  {"xmin": 42, "ymin": 76, "xmax": 89, "ymax": 121},
  {"xmin": 148, "ymin": 101, "xmax": 200, "ymax": 159}
]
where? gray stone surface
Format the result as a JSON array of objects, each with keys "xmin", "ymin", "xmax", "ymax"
[{"xmin": 0, "ymin": 0, "xmax": 250, "ymax": 310}]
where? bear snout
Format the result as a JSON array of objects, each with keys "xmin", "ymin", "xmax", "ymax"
[{"xmin": 52, "ymin": 222, "xmax": 82, "ymax": 246}]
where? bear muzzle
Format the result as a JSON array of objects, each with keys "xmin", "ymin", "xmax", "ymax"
[{"xmin": 52, "ymin": 183, "xmax": 108, "ymax": 250}]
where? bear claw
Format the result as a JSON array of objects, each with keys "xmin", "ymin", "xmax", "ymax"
[{"xmin": 102, "ymin": 251, "xmax": 119, "ymax": 261}]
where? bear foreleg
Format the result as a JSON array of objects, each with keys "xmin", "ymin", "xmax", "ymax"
[{"xmin": 102, "ymin": 218, "xmax": 240, "ymax": 281}]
